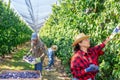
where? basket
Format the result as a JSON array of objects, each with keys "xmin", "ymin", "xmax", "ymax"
[
  {"xmin": 23, "ymin": 54, "xmax": 41, "ymax": 65},
  {"xmin": 0, "ymin": 70, "xmax": 41, "ymax": 80}
]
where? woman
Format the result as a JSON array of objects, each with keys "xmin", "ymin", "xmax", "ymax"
[
  {"xmin": 71, "ymin": 33, "xmax": 111, "ymax": 80},
  {"xmin": 29, "ymin": 32, "xmax": 47, "ymax": 73}
]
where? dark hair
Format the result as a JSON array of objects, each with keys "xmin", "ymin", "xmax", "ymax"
[
  {"xmin": 74, "ymin": 41, "xmax": 82, "ymax": 52},
  {"xmin": 74, "ymin": 44, "xmax": 80, "ymax": 52}
]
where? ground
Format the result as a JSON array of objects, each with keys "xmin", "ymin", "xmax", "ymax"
[{"xmin": 0, "ymin": 42, "xmax": 71, "ymax": 80}]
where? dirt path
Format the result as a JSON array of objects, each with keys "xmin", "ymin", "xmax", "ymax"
[
  {"xmin": 42, "ymin": 56, "xmax": 71, "ymax": 80},
  {"xmin": 0, "ymin": 42, "xmax": 71, "ymax": 80}
]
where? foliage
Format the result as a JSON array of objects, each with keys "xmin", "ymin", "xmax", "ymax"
[
  {"xmin": 0, "ymin": 1, "xmax": 32, "ymax": 56},
  {"xmin": 40, "ymin": 0, "xmax": 120, "ymax": 79}
]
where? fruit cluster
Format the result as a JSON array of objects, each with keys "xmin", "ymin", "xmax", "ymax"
[
  {"xmin": 0, "ymin": 71, "xmax": 40, "ymax": 79},
  {"xmin": 23, "ymin": 55, "xmax": 36, "ymax": 64}
]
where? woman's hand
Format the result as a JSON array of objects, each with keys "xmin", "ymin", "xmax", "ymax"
[{"xmin": 103, "ymin": 36, "xmax": 111, "ymax": 45}]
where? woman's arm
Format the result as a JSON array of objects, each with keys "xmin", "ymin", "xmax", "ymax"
[
  {"xmin": 27, "ymin": 48, "xmax": 32, "ymax": 55},
  {"xmin": 103, "ymin": 36, "xmax": 111, "ymax": 45},
  {"xmin": 90, "ymin": 36, "xmax": 111, "ymax": 56}
]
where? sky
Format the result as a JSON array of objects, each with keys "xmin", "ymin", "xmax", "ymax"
[{"xmin": 3, "ymin": 0, "xmax": 58, "ymax": 32}]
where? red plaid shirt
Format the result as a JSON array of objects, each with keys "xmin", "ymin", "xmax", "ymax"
[{"xmin": 71, "ymin": 43, "xmax": 105, "ymax": 80}]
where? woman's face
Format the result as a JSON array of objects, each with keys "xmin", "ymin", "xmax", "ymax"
[
  {"xmin": 79, "ymin": 38, "xmax": 90, "ymax": 48},
  {"xmin": 32, "ymin": 39, "xmax": 38, "ymax": 45}
]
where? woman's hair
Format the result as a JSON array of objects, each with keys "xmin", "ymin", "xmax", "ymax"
[
  {"xmin": 74, "ymin": 44, "xmax": 80, "ymax": 52},
  {"xmin": 74, "ymin": 41, "xmax": 82, "ymax": 52}
]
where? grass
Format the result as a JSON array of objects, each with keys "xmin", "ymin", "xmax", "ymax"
[{"xmin": 0, "ymin": 42, "xmax": 34, "ymax": 71}]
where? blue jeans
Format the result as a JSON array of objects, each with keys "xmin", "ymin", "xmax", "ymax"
[
  {"xmin": 35, "ymin": 61, "xmax": 42, "ymax": 72},
  {"xmin": 47, "ymin": 52, "xmax": 54, "ymax": 67}
]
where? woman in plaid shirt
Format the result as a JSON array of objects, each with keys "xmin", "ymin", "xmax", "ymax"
[{"xmin": 71, "ymin": 33, "xmax": 111, "ymax": 80}]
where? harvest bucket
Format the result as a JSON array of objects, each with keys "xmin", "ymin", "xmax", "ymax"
[{"xmin": 0, "ymin": 70, "xmax": 41, "ymax": 80}]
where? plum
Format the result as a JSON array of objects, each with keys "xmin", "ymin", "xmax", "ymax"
[{"xmin": 0, "ymin": 71, "xmax": 40, "ymax": 79}]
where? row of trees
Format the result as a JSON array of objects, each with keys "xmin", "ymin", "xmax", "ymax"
[{"xmin": 0, "ymin": 1, "xmax": 32, "ymax": 56}]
